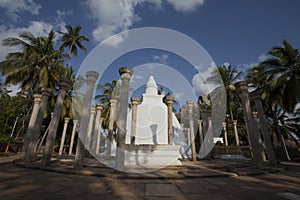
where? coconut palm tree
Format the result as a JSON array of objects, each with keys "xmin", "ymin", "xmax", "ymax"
[
  {"xmin": 247, "ymin": 40, "xmax": 300, "ymax": 160},
  {"xmin": 0, "ymin": 30, "xmax": 64, "ymax": 93},
  {"xmin": 208, "ymin": 64, "xmax": 242, "ymax": 122},
  {"xmin": 95, "ymin": 80, "xmax": 120, "ymax": 129},
  {"xmin": 255, "ymin": 40, "xmax": 300, "ymax": 113},
  {"xmin": 58, "ymin": 25, "xmax": 89, "ymax": 67}
]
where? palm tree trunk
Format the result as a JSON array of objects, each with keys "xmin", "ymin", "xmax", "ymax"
[{"xmin": 272, "ymin": 109, "xmax": 291, "ymax": 161}]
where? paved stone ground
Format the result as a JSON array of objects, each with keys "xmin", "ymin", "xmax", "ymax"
[{"xmin": 1, "ymin": 154, "xmax": 300, "ymax": 200}]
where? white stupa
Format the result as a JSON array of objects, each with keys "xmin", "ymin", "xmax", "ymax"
[{"xmin": 124, "ymin": 75, "xmax": 189, "ymax": 166}]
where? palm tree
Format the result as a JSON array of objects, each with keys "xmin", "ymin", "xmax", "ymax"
[
  {"xmin": 247, "ymin": 40, "xmax": 300, "ymax": 160},
  {"xmin": 58, "ymin": 25, "xmax": 89, "ymax": 67},
  {"xmin": 95, "ymin": 80, "xmax": 120, "ymax": 129},
  {"xmin": 255, "ymin": 40, "xmax": 300, "ymax": 113},
  {"xmin": 208, "ymin": 64, "xmax": 242, "ymax": 122},
  {"xmin": 0, "ymin": 31, "xmax": 64, "ymax": 93}
]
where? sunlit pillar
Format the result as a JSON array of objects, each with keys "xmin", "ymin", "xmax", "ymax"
[
  {"xmin": 58, "ymin": 117, "xmax": 70, "ymax": 155},
  {"xmin": 74, "ymin": 71, "xmax": 99, "ymax": 169},
  {"xmin": 187, "ymin": 100, "xmax": 196, "ymax": 162},
  {"xmin": 130, "ymin": 97, "xmax": 139, "ymax": 145},
  {"xmin": 115, "ymin": 67, "xmax": 132, "ymax": 170},
  {"xmin": 68, "ymin": 119, "xmax": 78, "ymax": 155},
  {"xmin": 166, "ymin": 95, "xmax": 175, "ymax": 144},
  {"xmin": 235, "ymin": 81, "xmax": 264, "ymax": 169}
]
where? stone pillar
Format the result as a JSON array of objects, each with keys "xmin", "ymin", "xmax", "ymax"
[
  {"xmin": 68, "ymin": 119, "xmax": 78, "ymax": 155},
  {"xmin": 187, "ymin": 100, "xmax": 197, "ymax": 162},
  {"xmin": 130, "ymin": 97, "xmax": 139, "ymax": 145},
  {"xmin": 235, "ymin": 81, "xmax": 264, "ymax": 169},
  {"xmin": 93, "ymin": 103, "xmax": 103, "ymax": 155},
  {"xmin": 58, "ymin": 117, "xmax": 70, "ymax": 155},
  {"xmin": 23, "ymin": 94, "xmax": 42, "ymax": 160},
  {"xmin": 74, "ymin": 71, "xmax": 99, "ymax": 169},
  {"xmin": 251, "ymin": 91, "xmax": 277, "ymax": 166},
  {"xmin": 166, "ymin": 95, "xmax": 175, "ymax": 145},
  {"xmin": 198, "ymin": 120, "xmax": 204, "ymax": 148},
  {"xmin": 85, "ymin": 106, "xmax": 96, "ymax": 152},
  {"xmin": 96, "ymin": 118, "xmax": 104, "ymax": 154},
  {"xmin": 223, "ymin": 122, "xmax": 228, "ymax": 146},
  {"xmin": 198, "ymin": 103, "xmax": 208, "ymax": 135},
  {"xmin": 106, "ymin": 98, "xmax": 117, "ymax": 158},
  {"xmin": 116, "ymin": 67, "xmax": 132, "ymax": 170},
  {"xmin": 28, "ymin": 88, "xmax": 53, "ymax": 160},
  {"xmin": 253, "ymin": 111, "xmax": 267, "ymax": 162},
  {"xmin": 233, "ymin": 120, "xmax": 240, "ymax": 146},
  {"xmin": 43, "ymin": 78, "xmax": 70, "ymax": 166}
]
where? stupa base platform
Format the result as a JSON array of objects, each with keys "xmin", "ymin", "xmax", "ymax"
[{"xmin": 124, "ymin": 145, "xmax": 182, "ymax": 166}]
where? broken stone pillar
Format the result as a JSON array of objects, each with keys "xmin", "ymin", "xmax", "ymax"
[
  {"xmin": 251, "ymin": 91, "xmax": 277, "ymax": 166},
  {"xmin": 233, "ymin": 120, "xmax": 240, "ymax": 146},
  {"xmin": 59, "ymin": 117, "xmax": 70, "ymax": 155},
  {"xmin": 235, "ymin": 81, "xmax": 264, "ymax": 169},
  {"xmin": 68, "ymin": 119, "xmax": 78, "ymax": 155},
  {"xmin": 198, "ymin": 120, "xmax": 204, "ymax": 148},
  {"xmin": 106, "ymin": 98, "xmax": 117, "ymax": 158},
  {"xmin": 116, "ymin": 67, "xmax": 132, "ymax": 170},
  {"xmin": 166, "ymin": 95, "xmax": 175, "ymax": 145},
  {"xmin": 93, "ymin": 103, "xmax": 103, "ymax": 155},
  {"xmin": 23, "ymin": 94, "xmax": 42, "ymax": 161},
  {"xmin": 130, "ymin": 97, "xmax": 139, "ymax": 145},
  {"xmin": 86, "ymin": 106, "xmax": 96, "ymax": 152},
  {"xmin": 223, "ymin": 122, "xmax": 228, "ymax": 146},
  {"xmin": 43, "ymin": 79, "xmax": 70, "ymax": 166},
  {"xmin": 74, "ymin": 71, "xmax": 99, "ymax": 169},
  {"xmin": 198, "ymin": 103, "xmax": 208, "ymax": 136},
  {"xmin": 96, "ymin": 118, "xmax": 104, "ymax": 154},
  {"xmin": 187, "ymin": 100, "xmax": 196, "ymax": 162},
  {"xmin": 253, "ymin": 111, "xmax": 267, "ymax": 162}
]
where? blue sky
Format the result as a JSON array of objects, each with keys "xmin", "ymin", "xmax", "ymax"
[{"xmin": 1, "ymin": 0, "xmax": 300, "ymax": 101}]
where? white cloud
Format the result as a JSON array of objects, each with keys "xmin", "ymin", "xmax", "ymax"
[
  {"xmin": 152, "ymin": 53, "xmax": 169, "ymax": 65},
  {"xmin": 192, "ymin": 66, "xmax": 218, "ymax": 94},
  {"xmin": 0, "ymin": 21, "xmax": 55, "ymax": 61},
  {"xmin": 0, "ymin": 0, "xmax": 41, "ymax": 21},
  {"xmin": 166, "ymin": 0, "xmax": 206, "ymax": 12},
  {"xmin": 85, "ymin": 0, "xmax": 207, "ymax": 45},
  {"xmin": 174, "ymin": 92, "xmax": 184, "ymax": 100},
  {"xmin": 131, "ymin": 74, "xmax": 143, "ymax": 83},
  {"xmin": 239, "ymin": 54, "xmax": 268, "ymax": 70}
]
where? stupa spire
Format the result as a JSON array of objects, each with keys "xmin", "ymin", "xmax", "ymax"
[{"xmin": 145, "ymin": 74, "xmax": 158, "ymax": 95}]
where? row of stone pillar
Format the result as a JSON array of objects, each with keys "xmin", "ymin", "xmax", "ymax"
[{"xmin": 180, "ymin": 81, "xmax": 276, "ymax": 168}]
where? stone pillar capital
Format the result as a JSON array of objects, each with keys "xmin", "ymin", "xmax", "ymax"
[
  {"xmin": 235, "ymin": 81, "xmax": 248, "ymax": 93},
  {"xmin": 86, "ymin": 71, "xmax": 99, "ymax": 84},
  {"xmin": 59, "ymin": 78, "xmax": 71, "ymax": 90},
  {"xmin": 198, "ymin": 119, "xmax": 203, "ymax": 124},
  {"xmin": 41, "ymin": 88, "xmax": 54, "ymax": 97},
  {"xmin": 119, "ymin": 67, "xmax": 133, "ymax": 82},
  {"xmin": 252, "ymin": 111, "xmax": 258, "ymax": 120},
  {"xmin": 110, "ymin": 98, "xmax": 118, "ymax": 106},
  {"xmin": 96, "ymin": 103, "xmax": 103, "ymax": 111},
  {"xmin": 198, "ymin": 103, "xmax": 206, "ymax": 111},
  {"xmin": 73, "ymin": 119, "xmax": 79, "ymax": 125},
  {"xmin": 64, "ymin": 117, "xmax": 70, "ymax": 123},
  {"xmin": 33, "ymin": 94, "xmax": 42, "ymax": 103},
  {"xmin": 233, "ymin": 120, "xmax": 237, "ymax": 125},
  {"xmin": 166, "ymin": 95, "xmax": 175, "ymax": 105},
  {"xmin": 90, "ymin": 106, "xmax": 96, "ymax": 113},
  {"xmin": 119, "ymin": 67, "xmax": 133, "ymax": 76},
  {"xmin": 131, "ymin": 97, "xmax": 139, "ymax": 105},
  {"xmin": 186, "ymin": 100, "xmax": 194, "ymax": 108}
]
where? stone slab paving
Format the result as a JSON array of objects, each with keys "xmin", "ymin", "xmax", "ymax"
[{"xmin": 1, "ymin": 155, "xmax": 300, "ymax": 199}]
